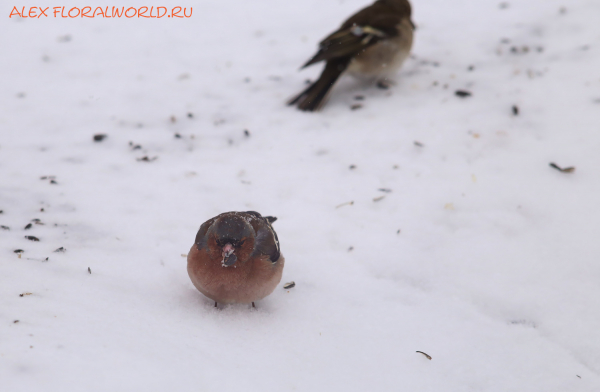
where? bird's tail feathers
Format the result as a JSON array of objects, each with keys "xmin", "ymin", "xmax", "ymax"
[{"xmin": 288, "ymin": 58, "xmax": 351, "ymax": 111}]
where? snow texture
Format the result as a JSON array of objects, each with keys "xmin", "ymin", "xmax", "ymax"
[{"xmin": 2, "ymin": 0, "xmax": 600, "ymax": 391}]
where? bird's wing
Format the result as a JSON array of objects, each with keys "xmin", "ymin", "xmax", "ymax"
[
  {"xmin": 194, "ymin": 216, "xmax": 217, "ymax": 250},
  {"xmin": 301, "ymin": 5, "xmax": 402, "ymax": 68},
  {"xmin": 245, "ymin": 212, "xmax": 281, "ymax": 263}
]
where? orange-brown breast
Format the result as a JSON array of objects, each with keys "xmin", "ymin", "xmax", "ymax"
[{"xmin": 187, "ymin": 242, "xmax": 284, "ymax": 304}]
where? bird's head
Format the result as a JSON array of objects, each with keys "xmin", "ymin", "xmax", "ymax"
[
  {"xmin": 207, "ymin": 213, "xmax": 256, "ymax": 267},
  {"xmin": 381, "ymin": 0, "xmax": 412, "ymax": 16}
]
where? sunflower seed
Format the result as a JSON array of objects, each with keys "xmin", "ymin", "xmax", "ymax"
[
  {"xmin": 416, "ymin": 351, "xmax": 432, "ymax": 360},
  {"xmin": 455, "ymin": 90, "xmax": 472, "ymax": 98},
  {"xmin": 549, "ymin": 162, "xmax": 575, "ymax": 173},
  {"xmin": 283, "ymin": 282, "xmax": 296, "ymax": 289}
]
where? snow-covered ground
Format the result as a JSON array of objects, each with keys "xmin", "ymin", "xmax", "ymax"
[{"xmin": 2, "ymin": 0, "xmax": 600, "ymax": 390}]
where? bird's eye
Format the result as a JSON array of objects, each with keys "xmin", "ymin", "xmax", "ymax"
[{"xmin": 239, "ymin": 240, "xmax": 245, "ymax": 246}]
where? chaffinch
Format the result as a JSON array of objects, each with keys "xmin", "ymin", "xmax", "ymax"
[
  {"xmin": 288, "ymin": 0, "xmax": 414, "ymax": 111},
  {"xmin": 187, "ymin": 211, "xmax": 284, "ymax": 308}
]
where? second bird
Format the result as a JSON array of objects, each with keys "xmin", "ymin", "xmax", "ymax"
[{"xmin": 288, "ymin": 0, "xmax": 414, "ymax": 111}]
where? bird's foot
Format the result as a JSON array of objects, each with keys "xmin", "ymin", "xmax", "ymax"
[{"xmin": 376, "ymin": 80, "xmax": 391, "ymax": 90}]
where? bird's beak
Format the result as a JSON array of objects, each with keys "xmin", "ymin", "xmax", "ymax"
[{"xmin": 222, "ymin": 244, "xmax": 237, "ymax": 267}]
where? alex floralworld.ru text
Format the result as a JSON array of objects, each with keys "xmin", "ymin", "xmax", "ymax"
[{"xmin": 9, "ymin": 6, "xmax": 192, "ymax": 19}]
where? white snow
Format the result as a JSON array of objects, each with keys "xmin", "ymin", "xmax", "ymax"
[{"xmin": 2, "ymin": 0, "xmax": 600, "ymax": 390}]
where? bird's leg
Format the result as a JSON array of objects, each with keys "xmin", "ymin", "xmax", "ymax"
[
  {"xmin": 214, "ymin": 302, "xmax": 218, "ymax": 308},
  {"xmin": 252, "ymin": 302, "xmax": 256, "ymax": 308}
]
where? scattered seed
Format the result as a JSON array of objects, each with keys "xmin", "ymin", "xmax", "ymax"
[
  {"xmin": 187, "ymin": 112, "xmax": 194, "ymax": 118},
  {"xmin": 577, "ymin": 375, "xmax": 581, "ymax": 379},
  {"xmin": 397, "ymin": 229, "xmax": 401, "ymax": 234},
  {"xmin": 19, "ymin": 292, "xmax": 32, "ymax": 297},
  {"xmin": 416, "ymin": 351, "xmax": 432, "ymax": 360},
  {"xmin": 93, "ymin": 134, "xmax": 107, "ymax": 142},
  {"xmin": 467, "ymin": 65, "xmax": 475, "ymax": 71},
  {"xmin": 129, "ymin": 142, "xmax": 142, "ymax": 150},
  {"xmin": 50, "ymin": 180, "xmax": 58, "ymax": 184},
  {"xmin": 181, "ymin": 254, "xmax": 187, "ymax": 257},
  {"xmin": 351, "ymin": 104, "xmax": 363, "ymax": 110},
  {"xmin": 24, "ymin": 223, "xmax": 32, "ymax": 230},
  {"xmin": 54, "ymin": 247, "xmax": 66, "ymax": 253},
  {"xmin": 499, "ymin": 2, "xmax": 509, "ymax": 9},
  {"xmin": 510, "ymin": 319, "xmax": 537, "ymax": 327},
  {"xmin": 349, "ymin": 165, "xmax": 356, "ymax": 170},
  {"xmin": 25, "ymin": 236, "xmax": 40, "ymax": 241},
  {"xmin": 373, "ymin": 195, "xmax": 386, "ymax": 202},
  {"xmin": 13, "ymin": 320, "xmax": 19, "ymax": 324},
  {"xmin": 283, "ymin": 282, "xmax": 295, "ymax": 289},
  {"xmin": 414, "ymin": 141, "xmax": 424, "ymax": 147},
  {"xmin": 31, "ymin": 219, "xmax": 42, "ymax": 224},
  {"xmin": 174, "ymin": 133, "xmax": 182, "ymax": 139},
  {"xmin": 549, "ymin": 162, "xmax": 575, "ymax": 173},
  {"xmin": 14, "ymin": 249, "xmax": 24, "ymax": 253},
  {"xmin": 0, "ymin": 210, "xmax": 3, "ymax": 214},
  {"xmin": 512, "ymin": 105, "xmax": 519, "ymax": 115},
  {"xmin": 1, "ymin": 225, "xmax": 9, "ymax": 230},
  {"xmin": 137, "ymin": 156, "xmax": 158, "ymax": 162},
  {"xmin": 348, "ymin": 246, "xmax": 354, "ymax": 252},
  {"xmin": 378, "ymin": 188, "xmax": 392, "ymax": 193},
  {"xmin": 354, "ymin": 95, "xmax": 365, "ymax": 101},
  {"xmin": 88, "ymin": 267, "xmax": 92, "ymax": 274},
  {"xmin": 335, "ymin": 201, "xmax": 354, "ymax": 209},
  {"xmin": 455, "ymin": 90, "xmax": 472, "ymax": 98},
  {"xmin": 44, "ymin": 257, "xmax": 49, "ymax": 262},
  {"xmin": 244, "ymin": 129, "xmax": 250, "ymax": 137}
]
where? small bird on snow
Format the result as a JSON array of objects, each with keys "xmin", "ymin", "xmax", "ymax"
[
  {"xmin": 187, "ymin": 211, "xmax": 284, "ymax": 308},
  {"xmin": 288, "ymin": 0, "xmax": 415, "ymax": 111}
]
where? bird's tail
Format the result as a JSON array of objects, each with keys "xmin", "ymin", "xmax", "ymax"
[{"xmin": 288, "ymin": 58, "xmax": 351, "ymax": 111}]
